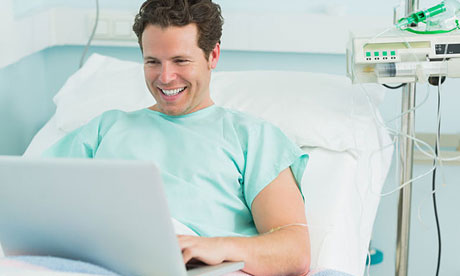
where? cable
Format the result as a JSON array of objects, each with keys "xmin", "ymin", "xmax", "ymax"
[
  {"xmin": 432, "ymin": 82, "xmax": 442, "ymax": 276},
  {"xmin": 79, "ymin": 0, "xmax": 100, "ymax": 68},
  {"xmin": 432, "ymin": 142, "xmax": 442, "ymax": 276},
  {"xmin": 382, "ymin": 83, "xmax": 407, "ymax": 89}
]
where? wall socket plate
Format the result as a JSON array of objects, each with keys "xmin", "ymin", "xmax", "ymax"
[{"xmin": 87, "ymin": 12, "xmax": 137, "ymax": 41}]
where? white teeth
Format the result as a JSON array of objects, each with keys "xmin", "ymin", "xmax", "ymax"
[{"xmin": 160, "ymin": 87, "xmax": 186, "ymax": 96}]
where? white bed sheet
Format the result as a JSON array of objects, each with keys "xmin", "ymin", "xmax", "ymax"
[{"xmin": 303, "ymin": 146, "xmax": 391, "ymax": 275}]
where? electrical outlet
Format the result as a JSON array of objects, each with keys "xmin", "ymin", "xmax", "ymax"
[{"xmin": 88, "ymin": 11, "xmax": 137, "ymax": 41}]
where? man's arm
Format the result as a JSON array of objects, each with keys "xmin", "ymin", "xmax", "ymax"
[{"xmin": 178, "ymin": 167, "xmax": 310, "ymax": 276}]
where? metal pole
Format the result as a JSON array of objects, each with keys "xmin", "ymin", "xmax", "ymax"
[
  {"xmin": 395, "ymin": 2, "xmax": 418, "ymax": 276},
  {"xmin": 396, "ymin": 83, "xmax": 416, "ymax": 276}
]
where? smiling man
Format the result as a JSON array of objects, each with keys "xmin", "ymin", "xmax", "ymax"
[{"xmin": 44, "ymin": 0, "xmax": 311, "ymax": 275}]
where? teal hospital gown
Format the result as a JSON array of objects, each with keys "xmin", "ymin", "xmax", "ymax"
[{"xmin": 43, "ymin": 105, "xmax": 309, "ymax": 237}]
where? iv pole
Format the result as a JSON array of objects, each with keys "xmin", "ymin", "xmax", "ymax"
[{"xmin": 396, "ymin": 0, "xmax": 419, "ymax": 275}]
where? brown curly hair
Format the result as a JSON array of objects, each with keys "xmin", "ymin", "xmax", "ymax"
[{"xmin": 133, "ymin": 0, "xmax": 224, "ymax": 59}]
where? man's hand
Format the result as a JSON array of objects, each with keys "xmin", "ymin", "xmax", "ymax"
[{"xmin": 177, "ymin": 235, "xmax": 233, "ymax": 265}]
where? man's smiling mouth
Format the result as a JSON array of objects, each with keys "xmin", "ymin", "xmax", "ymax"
[{"xmin": 159, "ymin": 87, "xmax": 187, "ymax": 96}]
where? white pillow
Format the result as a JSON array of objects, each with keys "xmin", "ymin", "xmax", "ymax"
[
  {"xmin": 53, "ymin": 54, "xmax": 155, "ymax": 131},
  {"xmin": 210, "ymin": 71, "xmax": 385, "ymax": 152},
  {"xmin": 53, "ymin": 53, "xmax": 386, "ymax": 152}
]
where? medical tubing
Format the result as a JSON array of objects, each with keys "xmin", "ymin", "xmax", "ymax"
[
  {"xmin": 428, "ymin": 148, "xmax": 460, "ymax": 161},
  {"xmin": 367, "ymin": 137, "xmax": 398, "ymax": 194},
  {"xmin": 354, "ymin": 27, "xmax": 400, "ymax": 266},
  {"xmin": 354, "ymin": 26, "xmax": 441, "ymax": 266},
  {"xmin": 417, "ymin": 190, "xmax": 437, "ymax": 229},
  {"xmin": 405, "ymin": 69, "xmax": 449, "ymax": 256},
  {"xmin": 433, "ymin": 152, "xmax": 460, "ymax": 161},
  {"xmin": 362, "ymin": 100, "xmax": 437, "ymax": 197},
  {"xmin": 369, "ymin": 26, "xmax": 396, "ymax": 42},
  {"xmin": 350, "ymin": 65, "xmax": 383, "ymax": 268},
  {"xmin": 422, "ymin": 98, "xmax": 460, "ymax": 163},
  {"xmin": 265, "ymin": 223, "xmax": 309, "ymax": 234},
  {"xmin": 396, "ymin": 36, "xmax": 460, "ymax": 162},
  {"xmin": 384, "ymin": 138, "xmax": 437, "ymax": 196},
  {"xmin": 359, "ymin": 79, "xmax": 438, "ymax": 197},
  {"xmin": 353, "ymin": 25, "xmax": 434, "ymax": 267},
  {"xmin": 265, "ymin": 223, "xmax": 338, "ymax": 272},
  {"xmin": 377, "ymin": 28, "xmax": 455, "ymax": 162},
  {"xmin": 353, "ymin": 25, "xmax": 439, "ymax": 198},
  {"xmin": 385, "ymin": 81, "xmax": 431, "ymax": 125},
  {"xmin": 374, "ymin": 117, "xmax": 438, "ymax": 197},
  {"xmin": 348, "ymin": 54, "xmax": 370, "ymax": 261},
  {"xmin": 403, "ymin": 23, "xmax": 460, "ymax": 34},
  {"xmin": 358, "ymin": 75, "xmax": 438, "ymax": 196},
  {"xmin": 410, "ymin": 82, "xmax": 459, "ymax": 163},
  {"xmin": 379, "ymin": 163, "xmax": 436, "ymax": 196},
  {"xmin": 379, "ymin": 28, "xmax": 429, "ymax": 130},
  {"xmin": 408, "ymin": 84, "xmax": 440, "ymax": 161},
  {"xmin": 79, "ymin": 0, "xmax": 100, "ymax": 69},
  {"xmin": 341, "ymin": 83, "xmax": 371, "ymax": 275},
  {"xmin": 415, "ymin": 80, "xmax": 444, "ymax": 229},
  {"xmin": 412, "ymin": 84, "xmax": 438, "ymax": 158},
  {"xmin": 411, "ymin": 83, "xmax": 455, "ymax": 162}
]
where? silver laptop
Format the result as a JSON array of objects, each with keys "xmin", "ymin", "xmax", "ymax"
[{"xmin": 0, "ymin": 156, "xmax": 244, "ymax": 276}]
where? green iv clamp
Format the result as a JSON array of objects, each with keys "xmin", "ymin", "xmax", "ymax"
[
  {"xmin": 396, "ymin": 3, "xmax": 447, "ymax": 27},
  {"xmin": 396, "ymin": 0, "xmax": 460, "ymax": 34}
]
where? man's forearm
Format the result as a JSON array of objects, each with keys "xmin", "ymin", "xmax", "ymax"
[{"xmin": 221, "ymin": 226, "xmax": 310, "ymax": 276}]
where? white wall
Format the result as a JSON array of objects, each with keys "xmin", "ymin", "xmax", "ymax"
[
  {"xmin": 3, "ymin": 0, "xmax": 449, "ymax": 68},
  {"xmin": 1, "ymin": 0, "xmax": 394, "ymax": 68}
]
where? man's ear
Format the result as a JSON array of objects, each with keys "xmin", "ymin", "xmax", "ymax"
[{"xmin": 208, "ymin": 43, "xmax": 221, "ymax": 69}]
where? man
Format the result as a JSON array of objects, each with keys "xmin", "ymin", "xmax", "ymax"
[{"xmin": 44, "ymin": 0, "xmax": 310, "ymax": 275}]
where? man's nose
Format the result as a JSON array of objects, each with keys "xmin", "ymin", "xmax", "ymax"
[{"xmin": 159, "ymin": 63, "xmax": 176, "ymax": 84}]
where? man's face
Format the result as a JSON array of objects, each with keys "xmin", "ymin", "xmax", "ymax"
[{"xmin": 142, "ymin": 23, "xmax": 220, "ymax": 116}]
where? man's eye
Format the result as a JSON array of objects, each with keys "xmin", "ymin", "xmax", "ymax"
[
  {"xmin": 175, "ymin": 59, "xmax": 189, "ymax": 64},
  {"xmin": 146, "ymin": 60, "xmax": 159, "ymax": 65}
]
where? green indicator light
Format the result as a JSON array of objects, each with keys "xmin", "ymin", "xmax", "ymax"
[
  {"xmin": 382, "ymin": 51, "xmax": 388, "ymax": 56},
  {"xmin": 374, "ymin": 52, "xmax": 379, "ymax": 57},
  {"xmin": 366, "ymin": 52, "xmax": 371, "ymax": 57},
  {"xmin": 391, "ymin": 51, "xmax": 396, "ymax": 56}
]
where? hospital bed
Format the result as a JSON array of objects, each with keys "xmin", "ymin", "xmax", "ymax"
[{"xmin": 2, "ymin": 54, "xmax": 393, "ymax": 276}]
